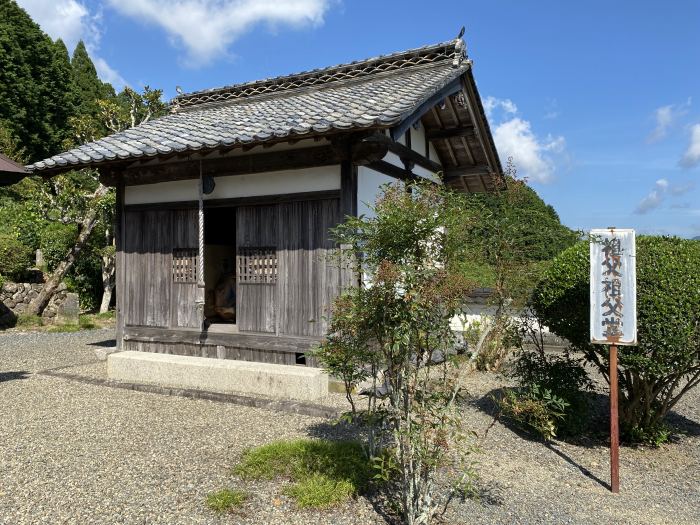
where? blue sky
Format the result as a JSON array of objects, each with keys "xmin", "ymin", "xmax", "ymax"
[{"xmin": 17, "ymin": 0, "xmax": 700, "ymax": 237}]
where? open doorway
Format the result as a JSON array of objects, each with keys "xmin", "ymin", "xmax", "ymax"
[{"xmin": 204, "ymin": 206, "xmax": 236, "ymax": 329}]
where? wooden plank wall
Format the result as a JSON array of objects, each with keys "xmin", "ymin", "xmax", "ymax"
[
  {"xmin": 122, "ymin": 197, "xmax": 343, "ymax": 340},
  {"xmin": 171, "ymin": 209, "xmax": 200, "ymax": 328},
  {"xmin": 124, "ymin": 208, "xmax": 200, "ymax": 329},
  {"xmin": 278, "ymin": 199, "xmax": 341, "ymax": 337},
  {"xmin": 236, "ymin": 205, "xmax": 278, "ymax": 333}
]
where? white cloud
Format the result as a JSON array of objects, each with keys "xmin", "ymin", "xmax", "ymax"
[
  {"xmin": 647, "ymin": 98, "xmax": 691, "ymax": 143},
  {"xmin": 484, "ymin": 97, "xmax": 566, "ymax": 183},
  {"xmin": 483, "ymin": 96, "xmax": 517, "ymax": 119},
  {"xmin": 93, "ymin": 57, "xmax": 127, "ymax": 90},
  {"xmin": 493, "ymin": 121, "xmax": 565, "ymax": 184},
  {"xmin": 635, "ymin": 178, "xmax": 695, "ymax": 214},
  {"xmin": 17, "ymin": 0, "xmax": 98, "ymax": 52},
  {"xmin": 636, "ymin": 179, "xmax": 668, "ymax": 214},
  {"xmin": 17, "ymin": 0, "xmax": 127, "ymax": 90},
  {"xmin": 106, "ymin": 0, "xmax": 332, "ymax": 66},
  {"xmin": 680, "ymin": 123, "xmax": 700, "ymax": 168}
]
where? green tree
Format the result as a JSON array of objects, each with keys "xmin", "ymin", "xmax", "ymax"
[
  {"xmin": 70, "ymin": 40, "xmax": 115, "ymax": 119},
  {"xmin": 532, "ymin": 237, "xmax": 700, "ymax": 442},
  {"xmin": 0, "ymin": 0, "xmax": 76, "ymax": 160},
  {"xmin": 316, "ymin": 181, "xmax": 478, "ymax": 525},
  {"xmin": 28, "ymin": 86, "xmax": 167, "ymax": 315},
  {"xmin": 459, "ymin": 161, "xmax": 579, "ymax": 370}
]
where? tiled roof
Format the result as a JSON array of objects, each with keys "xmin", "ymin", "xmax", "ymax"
[{"xmin": 28, "ymin": 39, "xmax": 469, "ymax": 172}]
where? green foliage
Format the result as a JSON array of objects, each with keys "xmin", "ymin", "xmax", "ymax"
[
  {"xmin": 15, "ymin": 314, "xmax": 42, "ymax": 328},
  {"xmin": 71, "ymin": 41, "xmax": 114, "ymax": 120},
  {"xmin": 509, "ymin": 349, "xmax": 591, "ymax": 436},
  {"xmin": 497, "ymin": 384, "xmax": 569, "ymax": 441},
  {"xmin": 532, "ymin": 236, "xmax": 700, "ymax": 442},
  {"xmin": 319, "ymin": 181, "xmax": 479, "ymax": 524},
  {"xmin": 460, "ymin": 167, "xmax": 579, "ymax": 303},
  {"xmin": 235, "ymin": 439, "xmax": 372, "ymax": 508},
  {"xmin": 205, "ymin": 488, "xmax": 247, "ymax": 513},
  {"xmin": 0, "ymin": 0, "xmax": 79, "ymax": 160},
  {"xmin": 40, "ymin": 223, "xmax": 77, "ymax": 272},
  {"xmin": 0, "ymin": 232, "xmax": 32, "ymax": 280}
]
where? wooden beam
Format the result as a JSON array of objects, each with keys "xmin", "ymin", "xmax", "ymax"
[
  {"xmin": 123, "ymin": 190, "xmax": 341, "ymax": 212},
  {"xmin": 100, "ymin": 145, "xmax": 342, "ymax": 186},
  {"xmin": 366, "ymin": 160, "xmax": 422, "ymax": 182},
  {"xmin": 362, "ymin": 134, "xmax": 442, "ymax": 173},
  {"xmin": 389, "ymin": 77, "xmax": 463, "ymax": 142},
  {"xmin": 443, "ymin": 165, "xmax": 492, "ymax": 179},
  {"xmin": 426, "ymin": 127, "xmax": 476, "ymax": 140}
]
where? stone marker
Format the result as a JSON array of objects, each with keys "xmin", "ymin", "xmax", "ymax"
[{"xmin": 56, "ymin": 292, "xmax": 79, "ymax": 325}]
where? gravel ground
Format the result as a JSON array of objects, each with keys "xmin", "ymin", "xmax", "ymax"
[{"xmin": 1, "ymin": 329, "xmax": 698, "ymax": 524}]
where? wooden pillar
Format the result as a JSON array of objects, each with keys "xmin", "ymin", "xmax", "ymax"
[
  {"xmin": 114, "ymin": 181, "xmax": 125, "ymax": 349},
  {"xmin": 340, "ymin": 160, "xmax": 357, "ymax": 219}
]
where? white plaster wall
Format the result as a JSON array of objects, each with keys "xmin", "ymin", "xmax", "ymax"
[
  {"xmin": 392, "ymin": 122, "xmax": 442, "ymax": 181},
  {"xmin": 124, "ymin": 165, "xmax": 341, "ymax": 205},
  {"xmin": 357, "ymin": 165, "xmax": 394, "ymax": 219}
]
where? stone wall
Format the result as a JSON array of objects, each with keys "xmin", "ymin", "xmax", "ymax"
[{"xmin": 0, "ymin": 282, "xmax": 77, "ymax": 328}]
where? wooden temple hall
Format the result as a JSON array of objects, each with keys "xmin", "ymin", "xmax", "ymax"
[{"xmin": 23, "ymin": 34, "xmax": 502, "ymax": 368}]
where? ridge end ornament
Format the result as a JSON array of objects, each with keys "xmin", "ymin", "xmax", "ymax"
[{"xmin": 452, "ymin": 26, "xmax": 467, "ymax": 68}]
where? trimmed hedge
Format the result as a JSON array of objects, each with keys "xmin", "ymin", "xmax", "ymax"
[{"xmin": 532, "ymin": 236, "xmax": 700, "ymax": 442}]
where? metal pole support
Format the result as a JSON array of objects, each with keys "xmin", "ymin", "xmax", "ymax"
[{"xmin": 610, "ymin": 343, "xmax": 620, "ymax": 493}]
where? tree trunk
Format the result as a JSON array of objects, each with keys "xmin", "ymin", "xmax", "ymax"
[
  {"xmin": 99, "ymin": 223, "xmax": 115, "ymax": 314},
  {"xmin": 27, "ymin": 184, "xmax": 110, "ymax": 315}
]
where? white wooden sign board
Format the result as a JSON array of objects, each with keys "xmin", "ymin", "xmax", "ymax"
[{"xmin": 590, "ymin": 228, "xmax": 637, "ymax": 345}]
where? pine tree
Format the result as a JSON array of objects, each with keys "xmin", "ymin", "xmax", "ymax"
[
  {"xmin": 0, "ymin": 0, "xmax": 80, "ymax": 161},
  {"xmin": 71, "ymin": 41, "xmax": 114, "ymax": 118}
]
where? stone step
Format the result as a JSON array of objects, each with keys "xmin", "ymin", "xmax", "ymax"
[{"xmin": 107, "ymin": 351, "xmax": 329, "ymax": 401}]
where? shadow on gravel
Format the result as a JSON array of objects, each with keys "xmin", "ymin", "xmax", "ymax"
[
  {"xmin": 666, "ymin": 411, "xmax": 700, "ymax": 437},
  {"xmin": 544, "ymin": 443, "xmax": 610, "ymax": 490},
  {"xmin": 0, "ymin": 371, "xmax": 31, "ymax": 382},
  {"xmin": 87, "ymin": 339, "xmax": 116, "ymax": 347}
]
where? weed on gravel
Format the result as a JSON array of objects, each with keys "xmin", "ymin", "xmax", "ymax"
[
  {"xmin": 206, "ymin": 488, "xmax": 248, "ymax": 513},
  {"xmin": 234, "ymin": 439, "xmax": 372, "ymax": 508}
]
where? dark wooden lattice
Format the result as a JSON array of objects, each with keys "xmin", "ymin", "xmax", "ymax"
[
  {"xmin": 172, "ymin": 248, "xmax": 197, "ymax": 283},
  {"xmin": 238, "ymin": 247, "xmax": 277, "ymax": 284}
]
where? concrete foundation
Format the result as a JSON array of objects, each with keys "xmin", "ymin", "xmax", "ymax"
[{"xmin": 107, "ymin": 351, "xmax": 329, "ymax": 401}]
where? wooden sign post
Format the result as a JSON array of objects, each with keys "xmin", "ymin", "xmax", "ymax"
[{"xmin": 590, "ymin": 228, "xmax": 636, "ymax": 494}]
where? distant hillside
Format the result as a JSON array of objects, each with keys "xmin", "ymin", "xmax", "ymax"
[{"xmin": 693, "ymin": 236, "xmax": 700, "ymax": 240}]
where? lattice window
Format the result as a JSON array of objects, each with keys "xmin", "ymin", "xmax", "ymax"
[
  {"xmin": 238, "ymin": 247, "xmax": 278, "ymax": 284},
  {"xmin": 172, "ymin": 248, "xmax": 197, "ymax": 283}
]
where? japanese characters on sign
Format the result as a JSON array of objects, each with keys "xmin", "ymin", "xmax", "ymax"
[{"xmin": 590, "ymin": 229, "xmax": 637, "ymax": 345}]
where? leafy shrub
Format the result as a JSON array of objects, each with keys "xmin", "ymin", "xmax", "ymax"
[
  {"xmin": 205, "ymin": 488, "xmax": 247, "ymax": 513},
  {"xmin": 0, "ymin": 232, "xmax": 32, "ymax": 280},
  {"xmin": 510, "ymin": 350, "xmax": 591, "ymax": 436},
  {"xmin": 40, "ymin": 221, "xmax": 104, "ymax": 311},
  {"xmin": 39, "ymin": 222, "xmax": 77, "ymax": 272},
  {"xmin": 532, "ymin": 236, "xmax": 700, "ymax": 443},
  {"xmin": 498, "ymin": 384, "xmax": 569, "ymax": 441},
  {"xmin": 234, "ymin": 439, "xmax": 372, "ymax": 508}
]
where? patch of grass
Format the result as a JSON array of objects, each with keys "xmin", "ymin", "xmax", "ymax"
[
  {"xmin": 15, "ymin": 314, "xmax": 43, "ymax": 328},
  {"xmin": 47, "ymin": 323, "xmax": 80, "ymax": 333},
  {"xmin": 284, "ymin": 473, "xmax": 356, "ymax": 508},
  {"xmin": 234, "ymin": 439, "xmax": 372, "ymax": 508},
  {"xmin": 78, "ymin": 315, "xmax": 96, "ymax": 329},
  {"xmin": 205, "ymin": 488, "xmax": 248, "ymax": 513}
]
